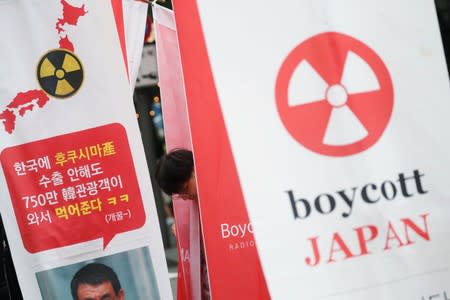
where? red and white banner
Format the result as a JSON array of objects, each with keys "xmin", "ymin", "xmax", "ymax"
[
  {"xmin": 123, "ymin": 0, "xmax": 148, "ymax": 90},
  {"xmin": 0, "ymin": 1, "xmax": 171, "ymax": 299},
  {"xmin": 173, "ymin": 0, "xmax": 450, "ymax": 299},
  {"xmin": 153, "ymin": 4, "xmax": 202, "ymax": 300},
  {"xmin": 171, "ymin": 1, "xmax": 271, "ymax": 300}
]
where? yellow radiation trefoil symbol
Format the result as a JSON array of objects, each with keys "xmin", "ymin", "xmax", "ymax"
[{"xmin": 37, "ymin": 49, "xmax": 83, "ymax": 98}]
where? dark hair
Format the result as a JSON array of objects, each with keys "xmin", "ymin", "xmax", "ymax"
[
  {"xmin": 70, "ymin": 263, "xmax": 121, "ymax": 300},
  {"xmin": 155, "ymin": 148, "xmax": 194, "ymax": 195}
]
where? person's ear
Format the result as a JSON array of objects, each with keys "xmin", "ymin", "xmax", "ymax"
[{"xmin": 118, "ymin": 288, "xmax": 124, "ymax": 300}]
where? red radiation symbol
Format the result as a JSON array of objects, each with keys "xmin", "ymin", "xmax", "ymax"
[{"xmin": 275, "ymin": 32, "xmax": 393, "ymax": 156}]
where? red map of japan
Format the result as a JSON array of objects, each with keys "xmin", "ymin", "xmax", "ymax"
[{"xmin": 0, "ymin": 0, "xmax": 87, "ymax": 134}]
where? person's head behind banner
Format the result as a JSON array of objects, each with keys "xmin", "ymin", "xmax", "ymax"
[
  {"xmin": 71, "ymin": 263, "xmax": 124, "ymax": 300},
  {"xmin": 155, "ymin": 148, "xmax": 197, "ymax": 200}
]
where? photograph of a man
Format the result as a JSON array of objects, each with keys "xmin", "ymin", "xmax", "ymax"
[{"xmin": 71, "ymin": 263, "xmax": 124, "ymax": 300}]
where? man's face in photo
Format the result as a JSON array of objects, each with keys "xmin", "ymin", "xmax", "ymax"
[{"xmin": 76, "ymin": 281, "xmax": 124, "ymax": 300}]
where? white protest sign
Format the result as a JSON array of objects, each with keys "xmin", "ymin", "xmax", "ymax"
[
  {"xmin": 176, "ymin": 0, "xmax": 450, "ymax": 299},
  {"xmin": 0, "ymin": 1, "xmax": 171, "ymax": 299}
]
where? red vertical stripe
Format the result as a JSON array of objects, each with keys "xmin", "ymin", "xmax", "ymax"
[{"xmin": 172, "ymin": 0, "xmax": 270, "ymax": 299}]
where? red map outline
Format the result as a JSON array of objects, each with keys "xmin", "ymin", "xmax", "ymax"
[
  {"xmin": 56, "ymin": 0, "xmax": 88, "ymax": 52},
  {"xmin": 0, "ymin": 0, "xmax": 87, "ymax": 134}
]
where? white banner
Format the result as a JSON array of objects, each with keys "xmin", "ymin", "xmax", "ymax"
[
  {"xmin": 173, "ymin": 0, "xmax": 450, "ymax": 299},
  {"xmin": 123, "ymin": 0, "xmax": 148, "ymax": 90},
  {"xmin": 0, "ymin": 1, "xmax": 171, "ymax": 299}
]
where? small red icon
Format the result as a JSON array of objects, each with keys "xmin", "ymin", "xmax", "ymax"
[{"xmin": 275, "ymin": 32, "xmax": 393, "ymax": 156}]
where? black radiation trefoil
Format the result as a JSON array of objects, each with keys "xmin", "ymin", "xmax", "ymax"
[{"xmin": 37, "ymin": 49, "xmax": 83, "ymax": 98}]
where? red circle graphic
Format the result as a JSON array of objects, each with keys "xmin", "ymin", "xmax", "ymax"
[{"xmin": 275, "ymin": 32, "xmax": 393, "ymax": 156}]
